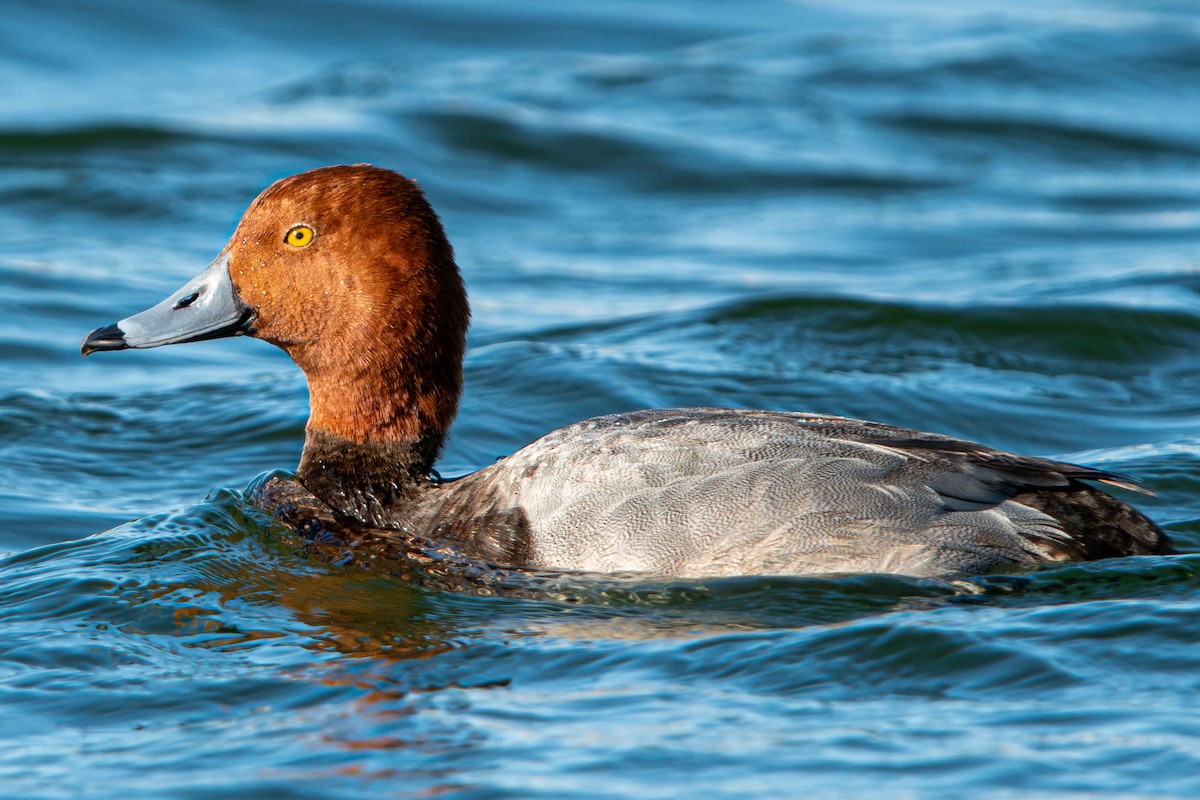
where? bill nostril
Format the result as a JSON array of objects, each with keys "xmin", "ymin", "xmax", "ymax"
[{"xmin": 173, "ymin": 291, "xmax": 200, "ymax": 310}]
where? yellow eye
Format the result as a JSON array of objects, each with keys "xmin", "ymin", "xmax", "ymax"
[{"xmin": 284, "ymin": 224, "xmax": 315, "ymax": 248}]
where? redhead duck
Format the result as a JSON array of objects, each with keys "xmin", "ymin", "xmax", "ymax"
[{"xmin": 82, "ymin": 164, "xmax": 1172, "ymax": 578}]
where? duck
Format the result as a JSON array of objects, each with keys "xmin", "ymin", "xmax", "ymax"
[{"xmin": 81, "ymin": 164, "xmax": 1173, "ymax": 578}]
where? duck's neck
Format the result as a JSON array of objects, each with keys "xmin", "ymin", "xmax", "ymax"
[
  {"xmin": 297, "ymin": 426, "xmax": 442, "ymax": 528},
  {"xmin": 294, "ymin": 281, "xmax": 468, "ymax": 525},
  {"xmin": 296, "ymin": 364, "xmax": 458, "ymax": 525},
  {"xmin": 294, "ymin": 314, "xmax": 466, "ymax": 526}
]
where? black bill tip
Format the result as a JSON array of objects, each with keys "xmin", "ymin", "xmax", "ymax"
[{"xmin": 81, "ymin": 323, "xmax": 128, "ymax": 356}]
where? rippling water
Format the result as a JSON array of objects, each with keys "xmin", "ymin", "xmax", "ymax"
[{"xmin": 4, "ymin": 1, "xmax": 1200, "ymax": 797}]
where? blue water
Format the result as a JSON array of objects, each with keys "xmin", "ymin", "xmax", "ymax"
[{"xmin": 4, "ymin": 1, "xmax": 1200, "ymax": 797}]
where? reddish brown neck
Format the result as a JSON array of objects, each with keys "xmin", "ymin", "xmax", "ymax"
[
  {"xmin": 294, "ymin": 355, "xmax": 461, "ymax": 524},
  {"xmin": 291, "ymin": 281, "xmax": 468, "ymax": 521},
  {"xmin": 304, "ymin": 363, "xmax": 450, "ymax": 454},
  {"xmin": 295, "ymin": 320, "xmax": 464, "ymax": 483}
]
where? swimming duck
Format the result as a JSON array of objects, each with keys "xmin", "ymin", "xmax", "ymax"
[{"xmin": 82, "ymin": 164, "xmax": 1172, "ymax": 578}]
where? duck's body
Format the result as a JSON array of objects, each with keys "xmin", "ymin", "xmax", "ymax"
[
  {"xmin": 298, "ymin": 407, "xmax": 1167, "ymax": 578},
  {"xmin": 83, "ymin": 165, "xmax": 1172, "ymax": 578}
]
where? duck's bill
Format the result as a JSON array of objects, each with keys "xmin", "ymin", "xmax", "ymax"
[{"xmin": 81, "ymin": 253, "xmax": 255, "ymax": 356}]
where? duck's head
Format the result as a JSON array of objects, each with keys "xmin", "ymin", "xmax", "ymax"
[{"xmin": 83, "ymin": 164, "xmax": 469, "ymax": 471}]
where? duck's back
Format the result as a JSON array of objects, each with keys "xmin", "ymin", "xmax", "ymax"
[{"xmin": 422, "ymin": 408, "xmax": 1169, "ymax": 577}]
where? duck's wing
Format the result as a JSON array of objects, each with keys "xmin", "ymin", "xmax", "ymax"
[{"xmin": 436, "ymin": 408, "xmax": 1167, "ymax": 578}]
